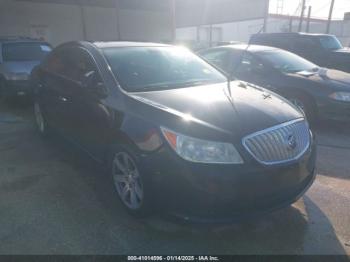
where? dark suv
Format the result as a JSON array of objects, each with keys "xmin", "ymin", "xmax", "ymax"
[
  {"xmin": 250, "ymin": 33, "xmax": 350, "ymax": 73},
  {"xmin": 0, "ymin": 37, "xmax": 52, "ymax": 99}
]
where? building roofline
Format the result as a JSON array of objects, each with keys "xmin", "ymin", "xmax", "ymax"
[{"xmin": 269, "ymin": 13, "xmax": 344, "ymax": 23}]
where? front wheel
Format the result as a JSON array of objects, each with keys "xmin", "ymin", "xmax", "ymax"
[{"xmin": 109, "ymin": 146, "xmax": 153, "ymax": 217}]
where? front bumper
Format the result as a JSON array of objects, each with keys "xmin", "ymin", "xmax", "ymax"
[
  {"xmin": 2, "ymin": 80, "xmax": 33, "ymax": 97},
  {"xmin": 142, "ymin": 139, "xmax": 317, "ymax": 222}
]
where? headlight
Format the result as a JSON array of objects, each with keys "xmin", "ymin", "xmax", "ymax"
[
  {"xmin": 161, "ymin": 127, "xmax": 243, "ymax": 164},
  {"xmin": 329, "ymin": 92, "xmax": 350, "ymax": 102},
  {"xmin": 5, "ymin": 72, "xmax": 29, "ymax": 81}
]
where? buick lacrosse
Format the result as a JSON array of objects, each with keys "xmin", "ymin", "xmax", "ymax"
[{"xmin": 32, "ymin": 41, "xmax": 316, "ymax": 221}]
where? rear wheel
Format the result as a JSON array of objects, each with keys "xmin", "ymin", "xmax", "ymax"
[{"xmin": 109, "ymin": 146, "xmax": 153, "ymax": 217}]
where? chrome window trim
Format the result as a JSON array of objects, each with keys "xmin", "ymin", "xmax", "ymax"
[{"xmin": 242, "ymin": 118, "xmax": 311, "ymax": 166}]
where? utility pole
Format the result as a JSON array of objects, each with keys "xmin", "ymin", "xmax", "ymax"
[
  {"xmin": 306, "ymin": 6, "xmax": 312, "ymax": 33},
  {"xmin": 326, "ymin": 0, "xmax": 335, "ymax": 34},
  {"xmin": 79, "ymin": 3, "xmax": 87, "ymax": 41},
  {"xmin": 209, "ymin": 24, "xmax": 213, "ymax": 47},
  {"xmin": 263, "ymin": 0, "xmax": 270, "ymax": 33},
  {"xmin": 115, "ymin": 0, "xmax": 121, "ymax": 40},
  {"xmin": 171, "ymin": 0, "xmax": 176, "ymax": 43},
  {"xmin": 298, "ymin": 0, "xmax": 306, "ymax": 32}
]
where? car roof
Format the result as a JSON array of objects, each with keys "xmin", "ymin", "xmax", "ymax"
[
  {"xmin": 204, "ymin": 44, "xmax": 280, "ymax": 53},
  {"xmin": 92, "ymin": 41, "xmax": 170, "ymax": 49},
  {"xmin": 251, "ymin": 32, "xmax": 334, "ymax": 38}
]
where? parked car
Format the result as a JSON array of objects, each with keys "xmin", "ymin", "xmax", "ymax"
[
  {"xmin": 32, "ymin": 41, "xmax": 316, "ymax": 221},
  {"xmin": 249, "ymin": 33, "xmax": 350, "ymax": 73},
  {"xmin": 0, "ymin": 36, "xmax": 52, "ymax": 100},
  {"xmin": 198, "ymin": 44, "xmax": 350, "ymax": 122}
]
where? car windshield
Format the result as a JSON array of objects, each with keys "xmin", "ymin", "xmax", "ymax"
[
  {"xmin": 258, "ymin": 49, "xmax": 318, "ymax": 73},
  {"xmin": 2, "ymin": 42, "xmax": 52, "ymax": 62},
  {"xmin": 103, "ymin": 46, "xmax": 227, "ymax": 92},
  {"xmin": 318, "ymin": 35, "xmax": 343, "ymax": 50}
]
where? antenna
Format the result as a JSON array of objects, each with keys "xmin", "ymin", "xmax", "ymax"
[{"xmin": 226, "ymin": 23, "xmax": 265, "ymax": 99}]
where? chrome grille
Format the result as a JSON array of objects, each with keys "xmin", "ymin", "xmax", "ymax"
[{"xmin": 243, "ymin": 119, "xmax": 310, "ymax": 165}]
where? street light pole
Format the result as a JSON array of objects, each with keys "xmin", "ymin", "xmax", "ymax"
[
  {"xmin": 326, "ymin": 0, "xmax": 335, "ymax": 34},
  {"xmin": 79, "ymin": 4, "xmax": 87, "ymax": 41},
  {"xmin": 306, "ymin": 6, "xmax": 312, "ymax": 33},
  {"xmin": 115, "ymin": 0, "xmax": 121, "ymax": 40},
  {"xmin": 171, "ymin": 0, "xmax": 176, "ymax": 43},
  {"xmin": 298, "ymin": 0, "xmax": 306, "ymax": 32},
  {"xmin": 263, "ymin": 0, "xmax": 270, "ymax": 33}
]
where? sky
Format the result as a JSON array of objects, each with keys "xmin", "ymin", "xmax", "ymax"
[{"xmin": 269, "ymin": 0, "xmax": 350, "ymax": 20}]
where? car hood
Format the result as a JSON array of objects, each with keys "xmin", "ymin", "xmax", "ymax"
[
  {"xmin": 126, "ymin": 81, "xmax": 302, "ymax": 141},
  {"xmin": 291, "ymin": 68, "xmax": 350, "ymax": 91},
  {"xmin": 1, "ymin": 61, "xmax": 41, "ymax": 75},
  {"xmin": 333, "ymin": 48, "xmax": 350, "ymax": 54}
]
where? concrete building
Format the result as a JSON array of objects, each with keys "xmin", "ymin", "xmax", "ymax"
[
  {"xmin": 175, "ymin": 0, "xmax": 269, "ymax": 46},
  {"xmin": 0, "ymin": 0, "xmax": 174, "ymax": 46}
]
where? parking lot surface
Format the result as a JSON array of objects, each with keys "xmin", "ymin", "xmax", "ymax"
[{"xmin": 0, "ymin": 101, "xmax": 349, "ymax": 255}]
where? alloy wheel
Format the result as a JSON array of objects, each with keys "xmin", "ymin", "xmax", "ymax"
[{"xmin": 112, "ymin": 152, "xmax": 144, "ymax": 210}]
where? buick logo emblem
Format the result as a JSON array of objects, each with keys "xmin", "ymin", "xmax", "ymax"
[{"xmin": 286, "ymin": 133, "xmax": 297, "ymax": 150}]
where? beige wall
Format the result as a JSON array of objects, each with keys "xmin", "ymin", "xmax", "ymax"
[
  {"xmin": 0, "ymin": 0, "xmax": 172, "ymax": 46},
  {"xmin": 119, "ymin": 9, "xmax": 172, "ymax": 42},
  {"xmin": 0, "ymin": 0, "xmax": 84, "ymax": 45},
  {"xmin": 176, "ymin": 0, "xmax": 268, "ymax": 27}
]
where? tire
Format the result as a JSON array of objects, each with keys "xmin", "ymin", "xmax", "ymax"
[
  {"xmin": 108, "ymin": 145, "xmax": 153, "ymax": 217},
  {"xmin": 288, "ymin": 93, "xmax": 317, "ymax": 124},
  {"xmin": 34, "ymin": 102, "xmax": 50, "ymax": 137}
]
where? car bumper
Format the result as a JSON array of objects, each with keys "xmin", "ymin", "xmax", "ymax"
[
  {"xmin": 141, "ymin": 140, "xmax": 317, "ymax": 222},
  {"xmin": 2, "ymin": 80, "xmax": 33, "ymax": 97}
]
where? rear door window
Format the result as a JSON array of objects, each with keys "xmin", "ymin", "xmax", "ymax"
[
  {"xmin": 44, "ymin": 50, "xmax": 66, "ymax": 75},
  {"xmin": 318, "ymin": 35, "xmax": 343, "ymax": 50},
  {"xmin": 62, "ymin": 48, "xmax": 98, "ymax": 84},
  {"xmin": 45, "ymin": 47, "xmax": 100, "ymax": 85}
]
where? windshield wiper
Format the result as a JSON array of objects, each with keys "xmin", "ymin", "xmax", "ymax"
[{"xmin": 133, "ymin": 79, "xmax": 219, "ymax": 92}]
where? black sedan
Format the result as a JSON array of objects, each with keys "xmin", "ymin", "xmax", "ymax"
[
  {"xmin": 32, "ymin": 41, "xmax": 316, "ymax": 221},
  {"xmin": 198, "ymin": 45, "xmax": 350, "ymax": 122}
]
